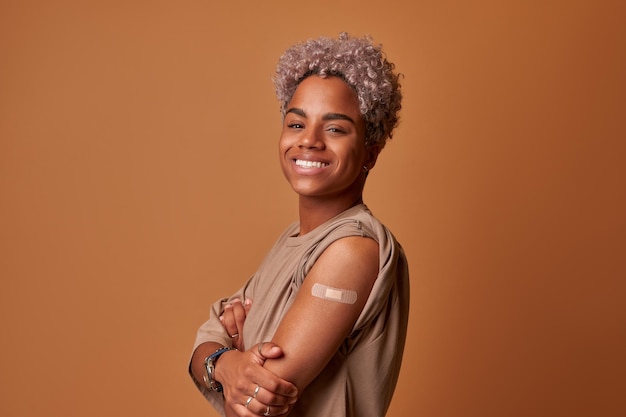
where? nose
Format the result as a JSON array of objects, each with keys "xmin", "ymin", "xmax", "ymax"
[{"xmin": 298, "ymin": 127, "xmax": 324, "ymax": 149}]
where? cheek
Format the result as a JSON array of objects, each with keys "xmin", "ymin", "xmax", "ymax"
[
  {"xmin": 277, "ymin": 135, "xmax": 288, "ymax": 154},
  {"xmin": 278, "ymin": 129, "xmax": 294, "ymax": 151},
  {"xmin": 342, "ymin": 146, "xmax": 367, "ymax": 166},
  {"xmin": 278, "ymin": 137, "xmax": 292, "ymax": 169}
]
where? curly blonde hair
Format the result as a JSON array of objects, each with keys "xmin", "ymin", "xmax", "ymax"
[{"xmin": 273, "ymin": 32, "xmax": 402, "ymax": 148}]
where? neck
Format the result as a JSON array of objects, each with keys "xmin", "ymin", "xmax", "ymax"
[{"xmin": 297, "ymin": 194, "xmax": 363, "ymax": 235}]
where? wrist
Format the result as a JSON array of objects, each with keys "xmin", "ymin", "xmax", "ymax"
[
  {"xmin": 203, "ymin": 347, "xmax": 237, "ymax": 392},
  {"xmin": 212, "ymin": 348, "xmax": 236, "ymax": 384}
]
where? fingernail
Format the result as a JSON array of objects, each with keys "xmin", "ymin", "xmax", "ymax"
[
  {"xmin": 219, "ymin": 315, "xmax": 224, "ymax": 322},
  {"xmin": 232, "ymin": 298, "xmax": 241, "ymax": 304},
  {"xmin": 244, "ymin": 298, "xmax": 252, "ymax": 306}
]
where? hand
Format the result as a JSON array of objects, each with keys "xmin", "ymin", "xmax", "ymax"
[
  {"xmin": 220, "ymin": 298, "xmax": 252, "ymax": 351},
  {"xmin": 218, "ymin": 342, "xmax": 298, "ymax": 417}
]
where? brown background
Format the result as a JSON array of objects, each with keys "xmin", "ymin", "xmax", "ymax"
[{"xmin": 1, "ymin": 1, "xmax": 624, "ymax": 416}]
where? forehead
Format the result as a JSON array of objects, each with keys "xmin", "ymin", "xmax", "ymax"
[{"xmin": 288, "ymin": 76, "xmax": 361, "ymax": 115}]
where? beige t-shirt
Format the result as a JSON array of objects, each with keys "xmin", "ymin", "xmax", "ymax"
[{"xmin": 190, "ymin": 204, "xmax": 410, "ymax": 417}]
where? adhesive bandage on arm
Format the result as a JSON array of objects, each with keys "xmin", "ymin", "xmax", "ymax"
[{"xmin": 311, "ymin": 283, "xmax": 357, "ymax": 304}]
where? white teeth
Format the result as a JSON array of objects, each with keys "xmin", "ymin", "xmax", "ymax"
[{"xmin": 295, "ymin": 159, "xmax": 329, "ymax": 169}]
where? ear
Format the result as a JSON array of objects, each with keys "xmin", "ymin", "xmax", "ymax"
[{"xmin": 363, "ymin": 143, "xmax": 384, "ymax": 171}]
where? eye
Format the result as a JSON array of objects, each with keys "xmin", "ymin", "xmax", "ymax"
[
  {"xmin": 287, "ymin": 122, "xmax": 304, "ymax": 129},
  {"xmin": 326, "ymin": 126, "xmax": 347, "ymax": 134}
]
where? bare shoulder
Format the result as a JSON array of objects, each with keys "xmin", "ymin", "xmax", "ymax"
[
  {"xmin": 309, "ymin": 236, "xmax": 379, "ymax": 287},
  {"xmin": 322, "ymin": 235, "xmax": 378, "ymax": 260}
]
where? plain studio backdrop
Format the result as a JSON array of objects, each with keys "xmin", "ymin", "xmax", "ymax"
[{"xmin": 1, "ymin": 1, "xmax": 624, "ymax": 416}]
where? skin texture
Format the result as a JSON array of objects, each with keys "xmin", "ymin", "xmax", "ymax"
[
  {"xmin": 190, "ymin": 338, "xmax": 298, "ymax": 417},
  {"xmin": 220, "ymin": 298, "xmax": 251, "ymax": 351},
  {"xmin": 279, "ymin": 76, "xmax": 381, "ymax": 234},
  {"xmin": 273, "ymin": 33, "xmax": 402, "ymax": 148},
  {"xmin": 191, "ymin": 76, "xmax": 382, "ymax": 417}
]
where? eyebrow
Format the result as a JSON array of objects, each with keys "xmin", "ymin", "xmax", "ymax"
[{"xmin": 285, "ymin": 108, "xmax": 356, "ymax": 125}]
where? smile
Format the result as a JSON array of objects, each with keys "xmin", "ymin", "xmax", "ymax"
[{"xmin": 295, "ymin": 159, "xmax": 329, "ymax": 169}]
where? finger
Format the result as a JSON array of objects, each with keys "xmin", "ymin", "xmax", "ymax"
[
  {"xmin": 230, "ymin": 299, "xmax": 247, "ymax": 335},
  {"xmin": 229, "ymin": 299, "xmax": 248, "ymax": 351},
  {"xmin": 250, "ymin": 384, "xmax": 298, "ymax": 408},
  {"xmin": 244, "ymin": 298, "xmax": 253, "ymax": 314},
  {"xmin": 237, "ymin": 348, "xmax": 297, "ymax": 399},
  {"xmin": 220, "ymin": 304, "xmax": 239, "ymax": 339},
  {"xmin": 252, "ymin": 367, "xmax": 298, "ymax": 399},
  {"xmin": 228, "ymin": 382, "xmax": 294, "ymax": 416},
  {"xmin": 219, "ymin": 351, "xmax": 296, "ymax": 415},
  {"xmin": 233, "ymin": 396, "xmax": 291, "ymax": 417},
  {"xmin": 256, "ymin": 342, "xmax": 285, "ymax": 360}
]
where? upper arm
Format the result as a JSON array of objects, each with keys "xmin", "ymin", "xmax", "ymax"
[{"xmin": 262, "ymin": 235, "xmax": 379, "ymax": 391}]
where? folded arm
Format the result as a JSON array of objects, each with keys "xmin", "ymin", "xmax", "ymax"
[
  {"xmin": 190, "ymin": 300, "xmax": 298, "ymax": 417},
  {"xmin": 263, "ymin": 235, "xmax": 379, "ymax": 392}
]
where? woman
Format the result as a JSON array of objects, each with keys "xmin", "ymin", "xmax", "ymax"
[{"xmin": 190, "ymin": 32, "xmax": 409, "ymax": 417}]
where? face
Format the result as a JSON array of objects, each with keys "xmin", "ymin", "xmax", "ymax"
[{"xmin": 279, "ymin": 76, "xmax": 378, "ymax": 202}]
